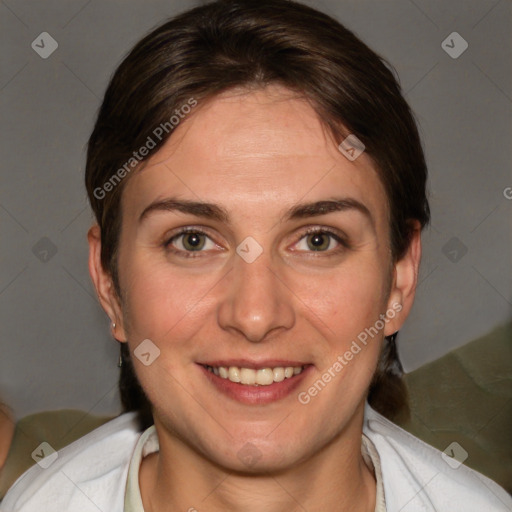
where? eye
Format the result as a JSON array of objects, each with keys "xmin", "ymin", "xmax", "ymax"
[
  {"xmin": 292, "ymin": 227, "xmax": 349, "ymax": 254},
  {"xmin": 163, "ymin": 226, "xmax": 349, "ymax": 259},
  {"xmin": 164, "ymin": 227, "xmax": 217, "ymax": 257}
]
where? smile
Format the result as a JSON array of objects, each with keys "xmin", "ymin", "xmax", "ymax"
[
  {"xmin": 198, "ymin": 361, "xmax": 312, "ymax": 404},
  {"xmin": 204, "ymin": 365, "xmax": 305, "ymax": 385}
]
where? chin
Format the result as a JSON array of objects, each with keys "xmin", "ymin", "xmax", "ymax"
[{"xmin": 204, "ymin": 436, "xmax": 307, "ymax": 475}]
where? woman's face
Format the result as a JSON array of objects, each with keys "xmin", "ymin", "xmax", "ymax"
[{"xmin": 92, "ymin": 84, "xmax": 417, "ymax": 471}]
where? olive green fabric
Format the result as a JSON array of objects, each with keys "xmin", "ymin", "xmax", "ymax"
[
  {"xmin": 398, "ymin": 322, "xmax": 512, "ymax": 493},
  {"xmin": 1, "ymin": 323, "xmax": 510, "ymax": 500}
]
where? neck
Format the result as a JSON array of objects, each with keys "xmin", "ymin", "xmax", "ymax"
[{"xmin": 140, "ymin": 406, "xmax": 376, "ymax": 512}]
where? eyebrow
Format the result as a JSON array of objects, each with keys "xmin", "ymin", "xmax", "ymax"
[{"xmin": 138, "ymin": 196, "xmax": 374, "ymax": 228}]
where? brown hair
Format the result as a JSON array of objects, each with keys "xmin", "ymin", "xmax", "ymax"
[{"xmin": 85, "ymin": 0, "xmax": 430, "ymax": 430}]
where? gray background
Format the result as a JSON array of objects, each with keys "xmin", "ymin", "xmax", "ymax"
[{"xmin": 1, "ymin": 0, "xmax": 511, "ymax": 420}]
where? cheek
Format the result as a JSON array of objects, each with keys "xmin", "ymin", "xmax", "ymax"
[
  {"xmin": 302, "ymin": 264, "xmax": 387, "ymax": 405},
  {"xmin": 302, "ymin": 258, "xmax": 389, "ymax": 336},
  {"xmin": 119, "ymin": 255, "xmax": 217, "ymax": 344}
]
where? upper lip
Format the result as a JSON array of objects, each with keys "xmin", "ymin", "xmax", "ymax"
[{"xmin": 198, "ymin": 360, "xmax": 310, "ymax": 369}]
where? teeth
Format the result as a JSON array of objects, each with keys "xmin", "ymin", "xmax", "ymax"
[
  {"xmin": 256, "ymin": 368, "xmax": 274, "ymax": 385},
  {"xmin": 228, "ymin": 366, "xmax": 241, "ymax": 382},
  {"xmin": 205, "ymin": 365, "xmax": 305, "ymax": 385},
  {"xmin": 273, "ymin": 367, "xmax": 285, "ymax": 382},
  {"xmin": 240, "ymin": 368, "xmax": 256, "ymax": 385}
]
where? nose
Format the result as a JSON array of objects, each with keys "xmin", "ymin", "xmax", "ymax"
[{"xmin": 217, "ymin": 245, "xmax": 295, "ymax": 343}]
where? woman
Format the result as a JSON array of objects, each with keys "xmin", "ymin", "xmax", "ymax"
[{"xmin": 2, "ymin": 0, "xmax": 511, "ymax": 511}]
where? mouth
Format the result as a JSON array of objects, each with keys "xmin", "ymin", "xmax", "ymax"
[
  {"xmin": 197, "ymin": 361, "xmax": 312, "ymax": 405},
  {"xmin": 203, "ymin": 364, "xmax": 305, "ymax": 385}
]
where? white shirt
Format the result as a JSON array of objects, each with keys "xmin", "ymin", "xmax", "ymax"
[{"xmin": 1, "ymin": 403, "xmax": 510, "ymax": 512}]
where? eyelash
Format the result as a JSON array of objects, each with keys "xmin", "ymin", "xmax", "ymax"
[{"xmin": 163, "ymin": 226, "xmax": 350, "ymax": 259}]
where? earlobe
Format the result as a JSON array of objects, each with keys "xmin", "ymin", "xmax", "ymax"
[
  {"xmin": 87, "ymin": 224, "xmax": 127, "ymax": 342},
  {"xmin": 384, "ymin": 221, "xmax": 422, "ymax": 336}
]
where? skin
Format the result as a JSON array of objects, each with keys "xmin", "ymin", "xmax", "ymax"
[{"xmin": 88, "ymin": 84, "xmax": 421, "ymax": 512}]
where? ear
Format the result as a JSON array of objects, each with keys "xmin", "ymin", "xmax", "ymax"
[
  {"xmin": 384, "ymin": 220, "xmax": 422, "ymax": 336},
  {"xmin": 87, "ymin": 224, "xmax": 127, "ymax": 342}
]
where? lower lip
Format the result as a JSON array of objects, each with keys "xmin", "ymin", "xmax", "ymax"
[{"xmin": 198, "ymin": 364, "xmax": 313, "ymax": 405}]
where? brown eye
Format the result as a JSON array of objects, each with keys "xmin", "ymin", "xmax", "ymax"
[
  {"xmin": 164, "ymin": 227, "xmax": 216, "ymax": 257},
  {"xmin": 181, "ymin": 232, "xmax": 206, "ymax": 251},
  {"xmin": 293, "ymin": 228, "xmax": 349, "ymax": 255},
  {"xmin": 306, "ymin": 232, "xmax": 331, "ymax": 251}
]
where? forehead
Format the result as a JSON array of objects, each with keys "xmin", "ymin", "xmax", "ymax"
[
  {"xmin": 144, "ymin": 85, "xmax": 347, "ymax": 168},
  {"xmin": 121, "ymin": 85, "xmax": 388, "ymax": 228}
]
